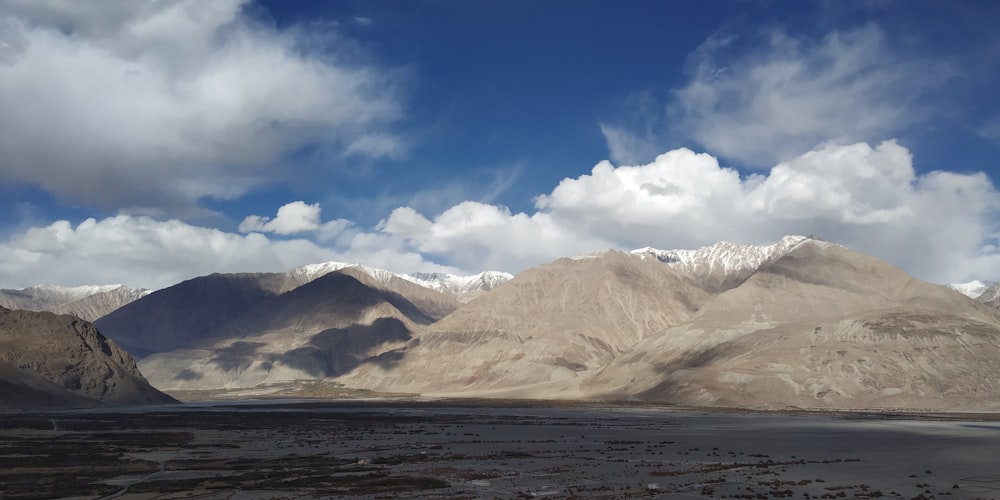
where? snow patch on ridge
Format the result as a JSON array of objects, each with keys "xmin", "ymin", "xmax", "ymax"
[
  {"xmin": 631, "ymin": 235, "xmax": 813, "ymax": 277},
  {"xmin": 948, "ymin": 280, "xmax": 992, "ymax": 299},
  {"xmin": 403, "ymin": 271, "xmax": 514, "ymax": 297},
  {"xmin": 287, "ymin": 261, "xmax": 512, "ymax": 300},
  {"xmin": 5, "ymin": 284, "xmax": 152, "ymax": 304},
  {"xmin": 18, "ymin": 284, "xmax": 130, "ymax": 300}
]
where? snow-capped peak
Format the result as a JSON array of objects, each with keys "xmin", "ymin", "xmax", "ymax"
[
  {"xmin": 947, "ymin": 280, "xmax": 993, "ymax": 299},
  {"xmin": 8, "ymin": 284, "xmax": 150, "ymax": 304},
  {"xmin": 286, "ymin": 261, "xmax": 512, "ymax": 301},
  {"xmin": 632, "ymin": 235, "xmax": 811, "ymax": 274},
  {"xmin": 289, "ymin": 261, "xmax": 405, "ymax": 286},
  {"xmin": 23, "ymin": 283, "xmax": 128, "ymax": 299},
  {"xmin": 569, "ymin": 249, "xmax": 618, "ymax": 260},
  {"xmin": 402, "ymin": 270, "xmax": 514, "ymax": 300}
]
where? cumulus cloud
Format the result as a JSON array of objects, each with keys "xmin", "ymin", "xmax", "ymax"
[
  {"xmin": 377, "ymin": 203, "xmax": 613, "ymax": 273},
  {"xmin": 1, "ymin": 142, "xmax": 997, "ymax": 289},
  {"xmin": 0, "ymin": 213, "xmax": 456, "ymax": 290},
  {"xmin": 238, "ymin": 201, "xmax": 351, "ymax": 239},
  {"xmin": 374, "ymin": 141, "xmax": 1000, "ymax": 283},
  {"xmin": 604, "ymin": 26, "xmax": 949, "ymax": 167},
  {"xmin": 0, "ymin": 0, "xmax": 403, "ymax": 211}
]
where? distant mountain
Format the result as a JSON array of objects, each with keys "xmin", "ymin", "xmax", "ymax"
[
  {"xmin": 631, "ymin": 235, "xmax": 808, "ymax": 292},
  {"xmin": 95, "ymin": 273, "xmax": 290, "ymax": 356},
  {"xmin": 0, "ymin": 284, "xmax": 148, "ymax": 321},
  {"xmin": 949, "ymin": 280, "xmax": 993, "ymax": 299},
  {"xmin": 337, "ymin": 237, "xmax": 1000, "ymax": 411},
  {"xmin": 0, "ymin": 306, "xmax": 175, "ymax": 411},
  {"xmin": 44, "ymin": 235, "xmax": 1000, "ymax": 411},
  {"xmin": 587, "ymin": 239, "xmax": 1000, "ymax": 410},
  {"xmin": 978, "ymin": 281, "xmax": 1000, "ymax": 309},
  {"xmin": 341, "ymin": 250, "xmax": 710, "ymax": 394},
  {"xmin": 403, "ymin": 271, "xmax": 514, "ymax": 302},
  {"xmin": 99, "ymin": 266, "xmax": 461, "ymax": 391},
  {"xmin": 288, "ymin": 261, "xmax": 512, "ymax": 302}
]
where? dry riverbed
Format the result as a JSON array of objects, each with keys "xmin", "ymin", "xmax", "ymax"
[{"xmin": 1, "ymin": 400, "xmax": 998, "ymax": 499}]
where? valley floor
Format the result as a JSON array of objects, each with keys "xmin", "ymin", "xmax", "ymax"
[{"xmin": 1, "ymin": 400, "xmax": 998, "ymax": 499}]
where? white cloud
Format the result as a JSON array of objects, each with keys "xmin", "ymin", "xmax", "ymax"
[
  {"xmin": 241, "ymin": 201, "xmax": 316, "ymax": 234},
  {"xmin": 0, "ymin": 213, "xmax": 456, "ymax": 290},
  {"xmin": 2, "ymin": 142, "xmax": 997, "ymax": 289},
  {"xmin": 377, "ymin": 202, "xmax": 613, "ymax": 273},
  {"xmin": 0, "ymin": 215, "xmax": 336, "ymax": 289},
  {"xmin": 979, "ymin": 116, "xmax": 1000, "ymax": 145},
  {"xmin": 0, "ymin": 0, "xmax": 403, "ymax": 211},
  {"xmin": 604, "ymin": 26, "xmax": 950, "ymax": 168},
  {"xmin": 372, "ymin": 141, "xmax": 1000, "ymax": 284},
  {"xmin": 240, "ymin": 201, "xmax": 353, "ymax": 241}
]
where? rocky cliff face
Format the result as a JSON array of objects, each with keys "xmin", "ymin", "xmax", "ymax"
[{"xmin": 0, "ymin": 306, "xmax": 175, "ymax": 411}]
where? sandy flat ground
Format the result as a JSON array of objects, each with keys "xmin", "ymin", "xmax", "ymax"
[{"xmin": 1, "ymin": 400, "xmax": 998, "ymax": 499}]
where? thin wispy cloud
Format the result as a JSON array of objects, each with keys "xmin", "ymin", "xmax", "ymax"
[{"xmin": 604, "ymin": 25, "xmax": 951, "ymax": 168}]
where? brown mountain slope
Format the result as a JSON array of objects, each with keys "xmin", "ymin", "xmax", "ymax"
[
  {"xmin": 341, "ymin": 250, "xmax": 711, "ymax": 394},
  {"xmin": 0, "ymin": 306, "xmax": 175, "ymax": 410},
  {"xmin": 137, "ymin": 271, "xmax": 459, "ymax": 391},
  {"xmin": 586, "ymin": 240, "xmax": 1000, "ymax": 410}
]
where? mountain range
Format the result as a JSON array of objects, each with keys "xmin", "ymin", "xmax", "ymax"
[
  {"xmin": 338, "ymin": 237, "xmax": 1000, "ymax": 410},
  {"xmin": 0, "ymin": 284, "xmax": 149, "ymax": 322},
  {"xmin": 3, "ymin": 236, "xmax": 1000, "ymax": 411}
]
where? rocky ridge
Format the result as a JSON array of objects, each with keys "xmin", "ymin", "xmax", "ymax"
[{"xmin": 0, "ymin": 306, "xmax": 175, "ymax": 410}]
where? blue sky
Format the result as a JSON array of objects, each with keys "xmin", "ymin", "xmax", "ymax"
[{"xmin": 0, "ymin": 0, "xmax": 998, "ymax": 289}]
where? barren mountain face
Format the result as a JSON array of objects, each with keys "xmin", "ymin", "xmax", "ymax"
[
  {"xmin": 128, "ymin": 270, "xmax": 461, "ymax": 391},
  {"xmin": 632, "ymin": 311, "xmax": 1000, "ymax": 410},
  {"xmin": 37, "ymin": 235, "xmax": 1000, "ymax": 411},
  {"xmin": 586, "ymin": 240, "xmax": 1000, "ymax": 409},
  {"xmin": 95, "ymin": 273, "xmax": 290, "ymax": 356},
  {"xmin": 341, "ymin": 251, "xmax": 712, "ymax": 394},
  {"xmin": 0, "ymin": 306, "xmax": 175, "ymax": 410},
  {"xmin": 977, "ymin": 281, "xmax": 1000, "ymax": 309}
]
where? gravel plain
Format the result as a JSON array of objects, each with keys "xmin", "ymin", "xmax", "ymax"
[{"xmin": 1, "ymin": 400, "xmax": 998, "ymax": 499}]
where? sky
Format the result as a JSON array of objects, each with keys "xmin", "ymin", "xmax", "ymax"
[{"xmin": 0, "ymin": 0, "xmax": 999, "ymax": 290}]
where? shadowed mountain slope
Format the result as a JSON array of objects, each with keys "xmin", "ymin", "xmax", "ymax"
[
  {"xmin": 0, "ymin": 306, "xmax": 175, "ymax": 411},
  {"xmin": 95, "ymin": 273, "xmax": 290, "ymax": 356},
  {"xmin": 129, "ymin": 271, "xmax": 460, "ymax": 391}
]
